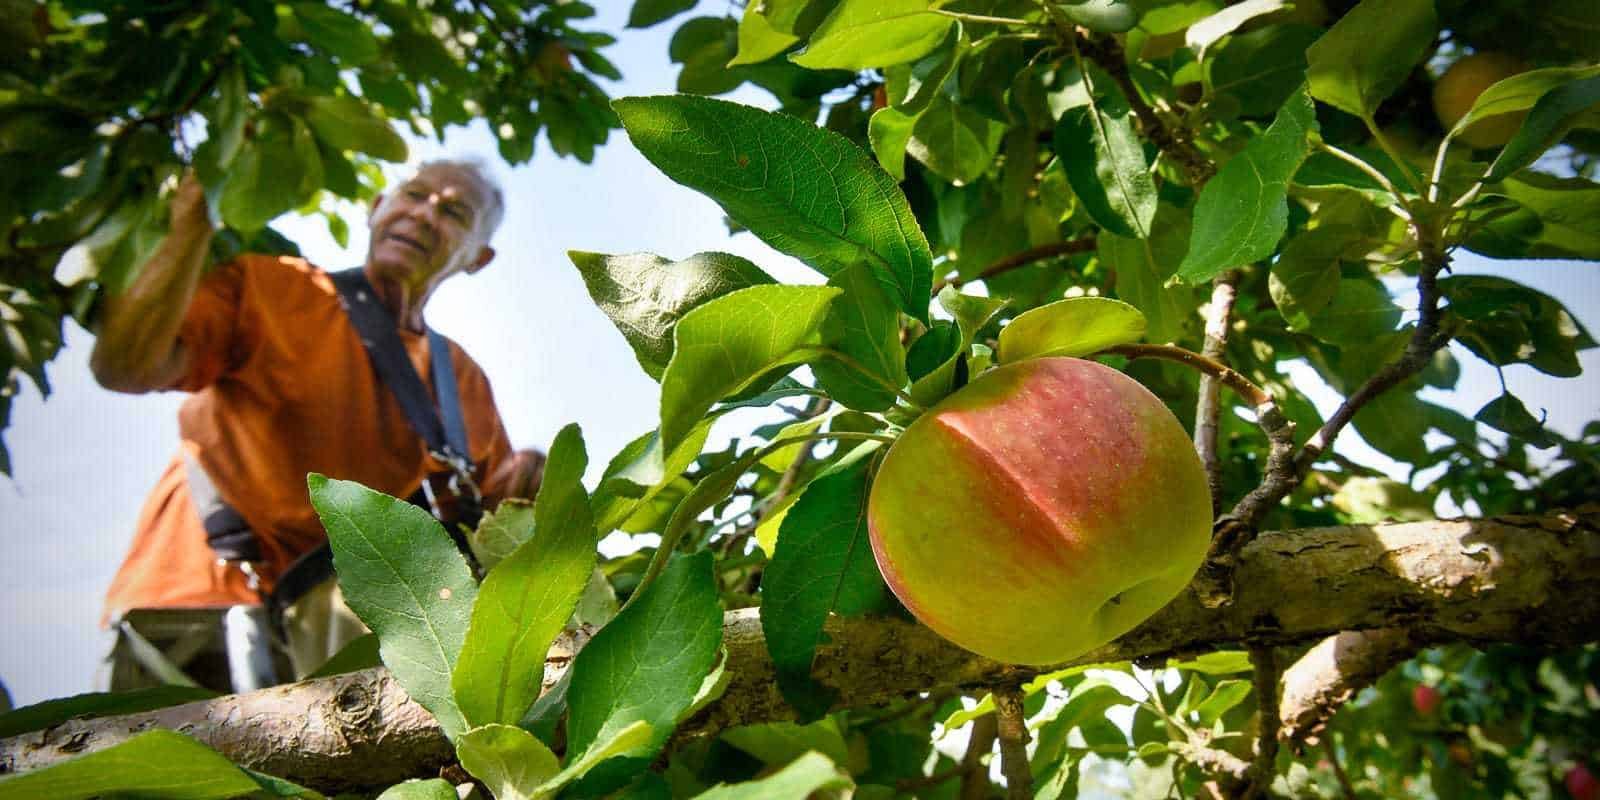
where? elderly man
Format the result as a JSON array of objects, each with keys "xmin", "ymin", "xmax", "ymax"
[{"xmin": 91, "ymin": 159, "xmax": 542, "ymax": 688}]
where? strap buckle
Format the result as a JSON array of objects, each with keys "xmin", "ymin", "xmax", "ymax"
[{"xmin": 422, "ymin": 446, "xmax": 482, "ymax": 522}]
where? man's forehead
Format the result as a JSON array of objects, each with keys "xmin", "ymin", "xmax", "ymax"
[{"xmin": 407, "ymin": 165, "xmax": 491, "ymax": 204}]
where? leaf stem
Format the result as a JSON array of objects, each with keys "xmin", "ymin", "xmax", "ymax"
[
  {"xmin": 1427, "ymin": 133, "xmax": 1453, "ymax": 204},
  {"xmin": 933, "ymin": 9, "xmax": 1038, "ymax": 27},
  {"xmin": 1317, "ymin": 142, "xmax": 1414, "ymax": 221},
  {"xmin": 1360, "ymin": 115, "xmax": 1428, "ymax": 197}
]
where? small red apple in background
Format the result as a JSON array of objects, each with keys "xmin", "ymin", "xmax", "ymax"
[
  {"xmin": 1412, "ymin": 684, "xmax": 1443, "ymax": 716},
  {"xmin": 1568, "ymin": 763, "xmax": 1599, "ymax": 800},
  {"xmin": 867, "ymin": 357, "xmax": 1212, "ymax": 665}
]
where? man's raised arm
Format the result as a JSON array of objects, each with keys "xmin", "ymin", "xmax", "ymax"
[{"xmin": 90, "ymin": 175, "xmax": 214, "ymax": 393}]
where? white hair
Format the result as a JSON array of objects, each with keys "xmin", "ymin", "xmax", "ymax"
[{"xmin": 414, "ymin": 157, "xmax": 506, "ymax": 241}]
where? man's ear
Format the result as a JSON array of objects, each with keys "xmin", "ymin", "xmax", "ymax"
[{"xmin": 466, "ymin": 245, "xmax": 495, "ymax": 274}]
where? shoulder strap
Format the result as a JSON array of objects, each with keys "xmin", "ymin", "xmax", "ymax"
[
  {"xmin": 428, "ymin": 329, "xmax": 472, "ymax": 463},
  {"xmin": 329, "ymin": 268, "xmax": 454, "ymax": 458}
]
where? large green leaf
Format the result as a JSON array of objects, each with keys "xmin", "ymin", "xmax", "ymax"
[
  {"xmin": 1441, "ymin": 274, "xmax": 1595, "ymax": 378},
  {"xmin": 1491, "ymin": 172, "xmax": 1600, "ymax": 261},
  {"xmin": 692, "ymin": 751, "xmax": 854, "ymax": 799},
  {"xmin": 629, "ymin": 0, "xmax": 698, "ymax": 28},
  {"xmin": 1100, "ymin": 204, "xmax": 1200, "ymax": 343},
  {"xmin": 0, "ymin": 730, "xmax": 318, "ymax": 799},
  {"xmin": 1052, "ymin": 77, "xmax": 1157, "ymax": 239},
  {"xmin": 309, "ymin": 474, "xmax": 477, "ymax": 742},
  {"xmin": 1352, "ymin": 388, "xmax": 1430, "ymax": 463},
  {"xmin": 721, "ymin": 719, "xmax": 851, "ymax": 766},
  {"xmin": 1475, "ymin": 393, "xmax": 1560, "ymax": 449},
  {"xmin": 907, "ymin": 95, "xmax": 1006, "ymax": 184},
  {"xmin": 761, "ymin": 448, "xmax": 890, "ymax": 721},
  {"xmin": 1487, "ymin": 72, "xmax": 1600, "ymax": 182},
  {"xmin": 565, "ymin": 551, "xmax": 723, "ymax": 788},
  {"xmin": 1177, "ymin": 85, "xmax": 1317, "ymax": 283},
  {"xmin": 1267, "ymin": 226, "xmax": 1353, "ymax": 331},
  {"xmin": 569, "ymin": 250, "xmax": 776, "ymax": 381},
  {"xmin": 812, "ymin": 262, "xmax": 909, "ymax": 411},
  {"xmin": 1306, "ymin": 278, "xmax": 1401, "ymax": 346},
  {"xmin": 1184, "ymin": 0, "xmax": 1286, "ymax": 64},
  {"xmin": 292, "ymin": 3, "xmax": 379, "ymax": 64},
  {"xmin": 454, "ymin": 424, "xmax": 596, "ymax": 728},
  {"xmin": 467, "ymin": 499, "xmax": 534, "ymax": 574},
  {"xmin": 868, "ymin": 27, "xmax": 963, "ymax": 179},
  {"xmin": 657, "ymin": 285, "xmax": 840, "ymax": 452},
  {"xmin": 302, "ymin": 93, "xmax": 409, "ymax": 162},
  {"xmin": 457, "ymin": 724, "xmax": 561, "ymax": 800},
  {"xmin": 614, "ymin": 95, "xmax": 933, "ymax": 322},
  {"xmin": 1211, "ymin": 24, "xmax": 1321, "ymax": 118},
  {"xmin": 997, "ymin": 297, "xmax": 1147, "ymax": 363},
  {"xmin": 731, "ymin": 4, "xmax": 802, "ymax": 65},
  {"xmin": 376, "ymin": 780, "xmax": 458, "ymax": 800},
  {"xmin": 790, "ymin": 0, "xmax": 954, "ymax": 70},
  {"xmin": 1305, "ymin": 0, "xmax": 1435, "ymax": 118}
]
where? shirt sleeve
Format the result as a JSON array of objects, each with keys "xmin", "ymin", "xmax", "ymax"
[{"xmin": 170, "ymin": 257, "xmax": 255, "ymax": 392}]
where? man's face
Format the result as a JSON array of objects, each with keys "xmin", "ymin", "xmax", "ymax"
[{"xmin": 366, "ymin": 164, "xmax": 495, "ymax": 291}]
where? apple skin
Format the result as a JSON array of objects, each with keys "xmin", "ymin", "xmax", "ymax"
[
  {"xmin": 1569, "ymin": 763, "xmax": 1599, "ymax": 800},
  {"xmin": 867, "ymin": 357, "xmax": 1212, "ymax": 665}
]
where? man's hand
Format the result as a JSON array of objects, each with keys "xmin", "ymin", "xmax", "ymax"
[
  {"xmin": 485, "ymin": 448, "xmax": 545, "ymax": 506},
  {"xmin": 89, "ymin": 172, "xmax": 216, "ymax": 393}
]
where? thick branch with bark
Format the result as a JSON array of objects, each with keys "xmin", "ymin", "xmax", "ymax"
[
  {"xmin": 3, "ymin": 510, "xmax": 1595, "ymax": 792},
  {"xmin": 1277, "ymin": 628, "xmax": 1424, "ymax": 748}
]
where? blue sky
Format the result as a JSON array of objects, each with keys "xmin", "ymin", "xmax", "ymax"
[{"xmin": 2, "ymin": 2, "xmax": 1597, "ymax": 707}]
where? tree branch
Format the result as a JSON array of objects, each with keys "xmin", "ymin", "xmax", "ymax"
[
  {"xmin": 994, "ymin": 685, "xmax": 1032, "ymax": 799},
  {"xmin": 5, "ymin": 509, "xmax": 1595, "ymax": 792},
  {"xmin": 1073, "ymin": 34, "xmax": 1215, "ymax": 186},
  {"xmin": 1196, "ymin": 272, "xmax": 1241, "ymax": 513},
  {"xmin": 932, "ymin": 237, "xmax": 1098, "ymax": 294},
  {"xmin": 1245, "ymin": 645, "xmax": 1282, "ymax": 799},
  {"xmin": 1277, "ymin": 628, "xmax": 1424, "ymax": 748}
]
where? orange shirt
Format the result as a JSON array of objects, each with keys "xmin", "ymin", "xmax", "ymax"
[{"xmin": 103, "ymin": 255, "xmax": 512, "ymax": 620}]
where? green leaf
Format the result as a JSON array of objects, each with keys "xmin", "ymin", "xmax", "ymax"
[
  {"xmin": 565, "ymin": 551, "xmax": 723, "ymax": 783},
  {"xmin": 458, "ymin": 724, "xmax": 561, "ymax": 800},
  {"xmin": 1330, "ymin": 477, "xmax": 1436, "ymax": 523},
  {"xmin": 812, "ymin": 262, "xmax": 909, "ymax": 411},
  {"xmin": 1307, "ymin": 278, "xmax": 1401, "ymax": 346},
  {"xmin": 731, "ymin": 5, "xmax": 801, "ymax": 65},
  {"xmin": 540, "ymin": 720, "xmax": 654, "ymax": 795},
  {"xmin": 569, "ymin": 250, "xmax": 776, "ymax": 381},
  {"xmin": 721, "ymin": 718, "xmax": 851, "ymax": 766},
  {"xmin": 758, "ymin": 418, "xmax": 827, "ymax": 473},
  {"xmin": 305, "ymin": 632, "xmax": 383, "ymax": 678},
  {"xmin": 1352, "ymin": 388, "xmax": 1430, "ymax": 463},
  {"xmin": 1211, "ymin": 24, "xmax": 1321, "ymax": 118},
  {"xmin": 0, "ymin": 730, "xmax": 319, "ymax": 799},
  {"xmin": 629, "ymin": 0, "xmax": 698, "ymax": 28},
  {"xmin": 615, "ymin": 95, "xmax": 933, "ymax": 322},
  {"xmin": 454, "ymin": 424, "xmax": 597, "ymax": 727},
  {"xmin": 1193, "ymin": 679, "xmax": 1252, "ymax": 725},
  {"xmin": 468, "ymin": 499, "xmax": 535, "ymax": 574},
  {"xmin": 868, "ymin": 27, "xmax": 963, "ymax": 180},
  {"xmin": 791, "ymin": 0, "xmax": 954, "ymax": 70},
  {"xmin": 1184, "ymin": 0, "xmax": 1284, "ymax": 65},
  {"xmin": 1441, "ymin": 274, "xmax": 1595, "ymax": 378},
  {"xmin": 1475, "ymin": 393, "xmax": 1560, "ymax": 449},
  {"xmin": 1495, "ymin": 172, "xmax": 1600, "ymax": 261},
  {"xmin": 302, "ymin": 93, "xmax": 409, "ymax": 162},
  {"xmin": 997, "ymin": 297, "xmax": 1147, "ymax": 363},
  {"xmin": 292, "ymin": 3, "xmax": 379, "ymax": 64},
  {"xmin": 1177, "ymin": 85, "xmax": 1317, "ymax": 283},
  {"xmin": 692, "ymin": 751, "xmax": 853, "ymax": 799},
  {"xmin": 309, "ymin": 474, "xmax": 477, "ymax": 742},
  {"xmin": 1268, "ymin": 226, "xmax": 1352, "ymax": 331},
  {"xmin": 1167, "ymin": 651, "xmax": 1253, "ymax": 675},
  {"xmin": 907, "ymin": 95, "xmax": 1006, "ymax": 184},
  {"xmin": 907, "ymin": 287, "xmax": 1009, "ymax": 407},
  {"xmin": 1100, "ymin": 205, "xmax": 1201, "ymax": 343},
  {"xmin": 1059, "ymin": 0, "xmax": 1140, "ymax": 33},
  {"xmin": 219, "ymin": 118, "xmax": 307, "ymax": 233},
  {"xmin": 906, "ymin": 320, "xmax": 961, "ymax": 381},
  {"xmin": 1488, "ymin": 72, "xmax": 1600, "ymax": 181},
  {"xmin": 657, "ymin": 284, "xmax": 840, "ymax": 452},
  {"xmin": 1053, "ymin": 77, "xmax": 1157, "ymax": 239},
  {"xmin": 376, "ymin": 779, "xmax": 458, "ymax": 800},
  {"xmin": 593, "ymin": 422, "xmax": 714, "ymax": 533},
  {"xmin": 761, "ymin": 448, "xmax": 890, "ymax": 721},
  {"xmin": 1305, "ymin": 0, "xmax": 1435, "ymax": 118}
]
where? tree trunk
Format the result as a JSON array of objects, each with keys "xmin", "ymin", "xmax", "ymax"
[{"xmin": 3, "ymin": 509, "xmax": 1595, "ymax": 793}]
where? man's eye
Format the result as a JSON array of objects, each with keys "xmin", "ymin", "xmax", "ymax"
[
  {"xmin": 405, "ymin": 189, "xmax": 427, "ymax": 200},
  {"xmin": 444, "ymin": 206, "xmax": 469, "ymax": 222}
]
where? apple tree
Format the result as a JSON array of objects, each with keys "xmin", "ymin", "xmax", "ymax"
[{"xmin": 4, "ymin": 0, "xmax": 1600, "ymax": 798}]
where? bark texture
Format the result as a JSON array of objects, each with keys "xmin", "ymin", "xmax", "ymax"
[{"xmin": 3, "ymin": 510, "xmax": 1596, "ymax": 792}]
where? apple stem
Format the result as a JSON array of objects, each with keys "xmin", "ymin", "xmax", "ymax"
[{"xmin": 994, "ymin": 685, "xmax": 1033, "ymax": 799}]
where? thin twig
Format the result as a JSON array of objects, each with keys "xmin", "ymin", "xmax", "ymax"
[
  {"xmin": 1195, "ymin": 271, "xmax": 1240, "ymax": 514},
  {"xmin": 1072, "ymin": 31, "xmax": 1215, "ymax": 185},
  {"xmin": 1324, "ymin": 736, "xmax": 1358, "ymax": 800},
  {"xmin": 932, "ymin": 237, "xmax": 1098, "ymax": 294},
  {"xmin": 1244, "ymin": 646, "xmax": 1282, "ymax": 799},
  {"xmin": 934, "ymin": 9, "xmax": 1038, "ymax": 27},
  {"xmin": 1098, "ymin": 343, "xmax": 1272, "ymax": 408},
  {"xmin": 994, "ymin": 686, "xmax": 1033, "ymax": 799},
  {"xmin": 960, "ymin": 713, "xmax": 999, "ymax": 800}
]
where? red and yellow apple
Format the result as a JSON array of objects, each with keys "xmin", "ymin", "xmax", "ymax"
[
  {"xmin": 1433, "ymin": 52, "xmax": 1529, "ymax": 149},
  {"xmin": 867, "ymin": 357, "xmax": 1212, "ymax": 665}
]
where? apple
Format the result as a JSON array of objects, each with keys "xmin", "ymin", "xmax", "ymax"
[
  {"xmin": 1412, "ymin": 684, "xmax": 1443, "ymax": 716},
  {"xmin": 866, "ymin": 357, "xmax": 1212, "ymax": 665},
  {"xmin": 1432, "ymin": 52, "xmax": 1529, "ymax": 149},
  {"xmin": 1569, "ymin": 763, "xmax": 1599, "ymax": 800}
]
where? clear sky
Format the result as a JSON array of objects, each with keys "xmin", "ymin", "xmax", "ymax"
[{"xmin": 2, "ymin": 2, "xmax": 1596, "ymax": 708}]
